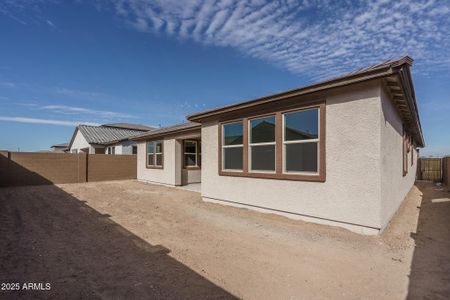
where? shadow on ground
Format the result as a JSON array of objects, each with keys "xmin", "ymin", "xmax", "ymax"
[
  {"xmin": 407, "ymin": 181, "xmax": 450, "ymax": 299},
  {"xmin": 0, "ymin": 159, "xmax": 236, "ymax": 299}
]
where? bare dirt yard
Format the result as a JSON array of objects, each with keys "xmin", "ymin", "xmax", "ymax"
[{"xmin": 1, "ymin": 180, "xmax": 449, "ymax": 299}]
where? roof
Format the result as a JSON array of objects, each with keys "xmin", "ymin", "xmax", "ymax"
[
  {"xmin": 132, "ymin": 122, "xmax": 201, "ymax": 141},
  {"xmin": 102, "ymin": 123, "xmax": 155, "ymax": 131},
  {"xmin": 187, "ymin": 56, "xmax": 424, "ymax": 147},
  {"xmin": 51, "ymin": 143, "xmax": 69, "ymax": 148},
  {"xmin": 69, "ymin": 124, "xmax": 152, "ymax": 149}
]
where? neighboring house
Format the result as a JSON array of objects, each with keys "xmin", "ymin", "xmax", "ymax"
[
  {"xmin": 133, "ymin": 56, "xmax": 424, "ymax": 235},
  {"xmin": 69, "ymin": 123, "xmax": 154, "ymax": 155},
  {"xmin": 51, "ymin": 143, "xmax": 69, "ymax": 153}
]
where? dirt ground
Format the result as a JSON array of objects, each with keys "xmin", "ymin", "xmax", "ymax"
[{"xmin": 0, "ymin": 180, "xmax": 449, "ymax": 299}]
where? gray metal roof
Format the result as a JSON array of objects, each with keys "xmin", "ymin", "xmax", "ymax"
[
  {"xmin": 132, "ymin": 122, "xmax": 200, "ymax": 140},
  {"xmin": 51, "ymin": 143, "xmax": 69, "ymax": 148},
  {"xmin": 102, "ymin": 123, "xmax": 155, "ymax": 131},
  {"xmin": 78, "ymin": 125, "xmax": 148, "ymax": 145}
]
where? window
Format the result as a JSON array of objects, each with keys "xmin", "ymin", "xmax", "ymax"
[
  {"xmin": 218, "ymin": 101, "xmax": 325, "ymax": 181},
  {"xmin": 132, "ymin": 145, "xmax": 138, "ymax": 155},
  {"xmin": 283, "ymin": 108, "xmax": 319, "ymax": 173},
  {"xmin": 249, "ymin": 116, "xmax": 276, "ymax": 172},
  {"xmin": 403, "ymin": 126, "xmax": 408, "ymax": 176},
  {"xmin": 147, "ymin": 140, "xmax": 163, "ymax": 168},
  {"xmin": 184, "ymin": 140, "xmax": 200, "ymax": 168},
  {"xmin": 107, "ymin": 146, "xmax": 115, "ymax": 155},
  {"xmin": 222, "ymin": 121, "xmax": 243, "ymax": 171}
]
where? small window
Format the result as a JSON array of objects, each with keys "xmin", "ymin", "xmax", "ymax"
[
  {"xmin": 249, "ymin": 116, "xmax": 275, "ymax": 172},
  {"xmin": 132, "ymin": 145, "xmax": 137, "ymax": 155},
  {"xmin": 184, "ymin": 140, "xmax": 199, "ymax": 168},
  {"xmin": 283, "ymin": 108, "xmax": 319, "ymax": 173},
  {"xmin": 107, "ymin": 146, "xmax": 115, "ymax": 155},
  {"xmin": 222, "ymin": 122, "xmax": 243, "ymax": 171},
  {"xmin": 147, "ymin": 140, "xmax": 163, "ymax": 168}
]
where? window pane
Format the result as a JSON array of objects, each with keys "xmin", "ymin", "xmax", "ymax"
[
  {"xmin": 285, "ymin": 142, "xmax": 318, "ymax": 172},
  {"xmin": 147, "ymin": 154, "xmax": 154, "ymax": 165},
  {"xmin": 156, "ymin": 154, "xmax": 163, "ymax": 166},
  {"xmin": 155, "ymin": 141, "xmax": 162, "ymax": 153},
  {"xmin": 284, "ymin": 109, "xmax": 319, "ymax": 141},
  {"xmin": 185, "ymin": 154, "xmax": 197, "ymax": 166},
  {"xmin": 250, "ymin": 116, "xmax": 275, "ymax": 143},
  {"xmin": 184, "ymin": 141, "xmax": 196, "ymax": 153},
  {"xmin": 223, "ymin": 122, "xmax": 243, "ymax": 145},
  {"xmin": 251, "ymin": 145, "xmax": 275, "ymax": 171},
  {"xmin": 223, "ymin": 147, "xmax": 243, "ymax": 170},
  {"xmin": 147, "ymin": 142, "xmax": 154, "ymax": 153}
]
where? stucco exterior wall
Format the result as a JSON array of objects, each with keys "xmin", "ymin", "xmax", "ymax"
[
  {"xmin": 137, "ymin": 131, "xmax": 201, "ymax": 186},
  {"xmin": 181, "ymin": 169, "xmax": 201, "ymax": 184},
  {"xmin": 137, "ymin": 139, "xmax": 179, "ymax": 186},
  {"xmin": 70, "ymin": 131, "xmax": 91, "ymax": 153},
  {"xmin": 380, "ymin": 87, "xmax": 417, "ymax": 230},
  {"xmin": 118, "ymin": 140, "xmax": 137, "ymax": 155},
  {"xmin": 201, "ymin": 81, "xmax": 384, "ymax": 234}
]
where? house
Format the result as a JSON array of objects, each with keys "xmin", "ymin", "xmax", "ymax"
[
  {"xmin": 69, "ymin": 123, "xmax": 154, "ymax": 155},
  {"xmin": 133, "ymin": 56, "xmax": 424, "ymax": 235},
  {"xmin": 50, "ymin": 143, "xmax": 69, "ymax": 153},
  {"xmin": 133, "ymin": 122, "xmax": 202, "ymax": 186}
]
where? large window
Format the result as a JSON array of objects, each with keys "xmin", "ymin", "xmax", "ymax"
[
  {"xmin": 222, "ymin": 121, "xmax": 243, "ymax": 171},
  {"xmin": 184, "ymin": 140, "xmax": 200, "ymax": 168},
  {"xmin": 219, "ymin": 102, "xmax": 325, "ymax": 181},
  {"xmin": 283, "ymin": 108, "xmax": 319, "ymax": 173},
  {"xmin": 249, "ymin": 116, "xmax": 276, "ymax": 172},
  {"xmin": 147, "ymin": 140, "xmax": 163, "ymax": 168}
]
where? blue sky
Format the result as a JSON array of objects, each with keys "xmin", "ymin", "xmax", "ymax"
[{"xmin": 0, "ymin": 0, "xmax": 449, "ymax": 155}]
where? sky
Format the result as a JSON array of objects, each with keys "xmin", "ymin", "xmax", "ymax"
[{"xmin": 0, "ymin": 0, "xmax": 449, "ymax": 155}]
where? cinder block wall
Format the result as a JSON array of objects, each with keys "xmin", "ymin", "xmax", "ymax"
[
  {"xmin": 0, "ymin": 151, "xmax": 136, "ymax": 187},
  {"xmin": 443, "ymin": 157, "xmax": 450, "ymax": 186}
]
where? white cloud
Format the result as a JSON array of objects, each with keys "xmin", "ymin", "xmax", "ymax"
[
  {"xmin": 40, "ymin": 104, "xmax": 137, "ymax": 119},
  {"xmin": 0, "ymin": 116, "xmax": 100, "ymax": 127},
  {"xmin": 111, "ymin": 0, "xmax": 450, "ymax": 79},
  {"xmin": 46, "ymin": 19, "xmax": 55, "ymax": 27},
  {"xmin": 0, "ymin": 81, "xmax": 16, "ymax": 88}
]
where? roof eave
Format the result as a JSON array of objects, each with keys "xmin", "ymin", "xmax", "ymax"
[
  {"xmin": 132, "ymin": 125, "xmax": 201, "ymax": 141},
  {"xmin": 187, "ymin": 66, "xmax": 396, "ymax": 122}
]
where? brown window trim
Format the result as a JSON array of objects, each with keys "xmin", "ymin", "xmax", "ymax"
[
  {"xmin": 402, "ymin": 125, "xmax": 408, "ymax": 177},
  {"xmin": 218, "ymin": 101, "xmax": 326, "ymax": 182},
  {"xmin": 183, "ymin": 139, "xmax": 201, "ymax": 170},
  {"xmin": 146, "ymin": 140, "xmax": 164, "ymax": 169}
]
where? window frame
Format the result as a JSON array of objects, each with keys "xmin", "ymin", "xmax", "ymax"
[
  {"xmin": 146, "ymin": 140, "xmax": 164, "ymax": 169},
  {"xmin": 248, "ymin": 114, "xmax": 277, "ymax": 174},
  {"xmin": 107, "ymin": 146, "xmax": 115, "ymax": 155},
  {"xmin": 403, "ymin": 125, "xmax": 408, "ymax": 177},
  {"xmin": 282, "ymin": 107, "xmax": 320, "ymax": 175},
  {"xmin": 221, "ymin": 120, "xmax": 245, "ymax": 172},
  {"xmin": 218, "ymin": 100, "xmax": 326, "ymax": 182},
  {"xmin": 183, "ymin": 139, "xmax": 201, "ymax": 169}
]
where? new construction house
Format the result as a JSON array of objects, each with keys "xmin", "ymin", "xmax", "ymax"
[{"xmin": 132, "ymin": 56, "xmax": 424, "ymax": 235}]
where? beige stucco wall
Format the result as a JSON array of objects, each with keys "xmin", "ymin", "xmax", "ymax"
[
  {"xmin": 380, "ymin": 87, "xmax": 417, "ymax": 230},
  {"xmin": 201, "ymin": 81, "xmax": 385, "ymax": 234},
  {"xmin": 70, "ymin": 130, "xmax": 92, "ymax": 153},
  {"xmin": 137, "ymin": 139, "xmax": 180, "ymax": 186},
  {"xmin": 181, "ymin": 169, "xmax": 201, "ymax": 184},
  {"xmin": 137, "ymin": 131, "xmax": 201, "ymax": 186}
]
